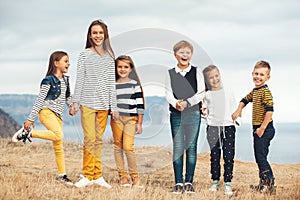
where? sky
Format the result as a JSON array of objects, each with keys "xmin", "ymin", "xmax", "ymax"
[{"xmin": 0, "ymin": 0, "xmax": 299, "ymax": 123}]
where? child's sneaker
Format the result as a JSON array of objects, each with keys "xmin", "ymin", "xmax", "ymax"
[
  {"xmin": 75, "ymin": 175, "xmax": 93, "ymax": 188},
  {"xmin": 172, "ymin": 183, "xmax": 184, "ymax": 194},
  {"xmin": 132, "ymin": 177, "xmax": 144, "ymax": 188},
  {"xmin": 209, "ymin": 180, "xmax": 220, "ymax": 191},
  {"xmin": 93, "ymin": 176, "xmax": 112, "ymax": 189},
  {"xmin": 120, "ymin": 177, "xmax": 131, "ymax": 187},
  {"xmin": 12, "ymin": 128, "xmax": 32, "ymax": 143},
  {"xmin": 56, "ymin": 174, "xmax": 73, "ymax": 186},
  {"xmin": 184, "ymin": 182, "xmax": 195, "ymax": 194},
  {"xmin": 224, "ymin": 182, "xmax": 233, "ymax": 195}
]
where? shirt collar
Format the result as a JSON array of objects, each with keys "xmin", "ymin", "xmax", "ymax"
[{"xmin": 175, "ymin": 64, "xmax": 191, "ymax": 73}]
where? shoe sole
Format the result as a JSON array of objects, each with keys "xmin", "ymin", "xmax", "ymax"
[
  {"xmin": 172, "ymin": 191, "xmax": 183, "ymax": 195},
  {"xmin": 12, "ymin": 128, "xmax": 24, "ymax": 142},
  {"xmin": 56, "ymin": 180, "xmax": 74, "ymax": 186},
  {"xmin": 185, "ymin": 191, "xmax": 195, "ymax": 194},
  {"xmin": 133, "ymin": 185, "xmax": 144, "ymax": 189},
  {"xmin": 75, "ymin": 182, "xmax": 93, "ymax": 188},
  {"xmin": 121, "ymin": 183, "xmax": 131, "ymax": 187}
]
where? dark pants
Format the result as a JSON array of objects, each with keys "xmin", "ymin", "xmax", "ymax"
[
  {"xmin": 170, "ymin": 111, "xmax": 201, "ymax": 184},
  {"xmin": 207, "ymin": 125, "xmax": 235, "ymax": 182},
  {"xmin": 253, "ymin": 122, "xmax": 275, "ymax": 181}
]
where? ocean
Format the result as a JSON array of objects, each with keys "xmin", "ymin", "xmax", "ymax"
[{"xmin": 34, "ymin": 121, "xmax": 300, "ymax": 164}]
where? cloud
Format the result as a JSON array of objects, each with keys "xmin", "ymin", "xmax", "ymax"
[{"xmin": 0, "ymin": 0, "xmax": 300, "ymax": 122}]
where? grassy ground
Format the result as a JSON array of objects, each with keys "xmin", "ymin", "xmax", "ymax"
[{"xmin": 0, "ymin": 138, "xmax": 299, "ymax": 200}]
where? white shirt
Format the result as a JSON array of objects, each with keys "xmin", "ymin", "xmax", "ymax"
[{"xmin": 202, "ymin": 87, "xmax": 237, "ymax": 126}]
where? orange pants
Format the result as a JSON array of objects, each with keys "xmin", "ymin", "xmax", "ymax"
[{"xmin": 111, "ymin": 116, "xmax": 139, "ymax": 179}]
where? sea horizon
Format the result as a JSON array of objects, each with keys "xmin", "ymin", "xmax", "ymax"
[{"xmin": 30, "ymin": 121, "xmax": 300, "ymax": 165}]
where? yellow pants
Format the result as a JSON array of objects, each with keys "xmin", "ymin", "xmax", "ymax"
[
  {"xmin": 80, "ymin": 105, "xmax": 108, "ymax": 180},
  {"xmin": 111, "ymin": 116, "xmax": 139, "ymax": 179},
  {"xmin": 31, "ymin": 108, "xmax": 65, "ymax": 175}
]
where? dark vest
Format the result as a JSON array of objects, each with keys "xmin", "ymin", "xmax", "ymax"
[{"xmin": 168, "ymin": 66, "xmax": 200, "ymax": 113}]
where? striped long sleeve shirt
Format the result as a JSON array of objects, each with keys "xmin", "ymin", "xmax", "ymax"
[
  {"xmin": 28, "ymin": 77, "xmax": 71, "ymax": 121},
  {"xmin": 241, "ymin": 84, "xmax": 274, "ymax": 125},
  {"xmin": 72, "ymin": 49, "xmax": 117, "ymax": 111},
  {"xmin": 116, "ymin": 80, "xmax": 144, "ymax": 116}
]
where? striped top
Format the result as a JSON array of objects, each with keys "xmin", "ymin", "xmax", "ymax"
[
  {"xmin": 28, "ymin": 77, "xmax": 71, "ymax": 121},
  {"xmin": 241, "ymin": 84, "xmax": 274, "ymax": 125},
  {"xmin": 116, "ymin": 80, "xmax": 144, "ymax": 116},
  {"xmin": 72, "ymin": 49, "xmax": 117, "ymax": 111}
]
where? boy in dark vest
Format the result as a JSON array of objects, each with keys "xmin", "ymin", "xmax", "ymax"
[{"xmin": 165, "ymin": 40, "xmax": 205, "ymax": 194}]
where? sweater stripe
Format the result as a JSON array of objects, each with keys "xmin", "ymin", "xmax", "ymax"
[{"xmin": 72, "ymin": 49, "xmax": 117, "ymax": 111}]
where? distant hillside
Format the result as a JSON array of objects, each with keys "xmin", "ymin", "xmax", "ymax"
[
  {"xmin": 0, "ymin": 108, "xmax": 21, "ymax": 138},
  {"xmin": 0, "ymin": 94, "xmax": 169, "ymax": 126}
]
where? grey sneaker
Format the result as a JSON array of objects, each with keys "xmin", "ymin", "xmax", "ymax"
[
  {"xmin": 56, "ymin": 174, "xmax": 73, "ymax": 186},
  {"xmin": 184, "ymin": 182, "xmax": 195, "ymax": 194},
  {"xmin": 224, "ymin": 182, "xmax": 233, "ymax": 195},
  {"xmin": 172, "ymin": 183, "xmax": 184, "ymax": 194},
  {"xmin": 209, "ymin": 180, "xmax": 220, "ymax": 191}
]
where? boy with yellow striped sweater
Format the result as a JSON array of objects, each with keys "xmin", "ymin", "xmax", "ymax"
[{"xmin": 232, "ymin": 60, "xmax": 275, "ymax": 194}]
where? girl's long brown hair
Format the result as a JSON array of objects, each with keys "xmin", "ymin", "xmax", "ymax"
[
  {"xmin": 46, "ymin": 51, "xmax": 68, "ymax": 76},
  {"xmin": 115, "ymin": 55, "xmax": 145, "ymax": 106},
  {"xmin": 85, "ymin": 19, "xmax": 115, "ymax": 59}
]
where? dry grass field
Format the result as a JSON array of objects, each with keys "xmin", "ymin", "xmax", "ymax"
[{"xmin": 0, "ymin": 138, "xmax": 299, "ymax": 200}]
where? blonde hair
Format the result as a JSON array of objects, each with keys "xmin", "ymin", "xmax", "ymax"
[
  {"xmin": 202, "ymin": 65, "xmax": 220, "ymax": 91},
  {"xmin": 173, "ymin": 40, "xmax": 193, "ymax": 53},
  {"xmin": 254, "ymin": 60, "xmax": 271, "ymax": 74}
]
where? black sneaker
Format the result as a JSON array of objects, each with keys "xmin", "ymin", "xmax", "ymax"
[
  {"xmin": 184, "ymin": 183, "xmax": 195, "ymax": 194},
  {"xmin": 56, "ymin": 175, "xmax": 73, "ymax": 186},
  {"xmin": 12, "ymin": 128, "xmax": 32, "ymax": 144},
  {"xmin": 172, "ymin": 184, "xmax": 184, "ymax": 194}
]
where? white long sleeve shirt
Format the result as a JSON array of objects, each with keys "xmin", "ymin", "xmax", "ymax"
[{"xmin": 202, "ymin": 87, "xmax": 237, "ymax": 126}]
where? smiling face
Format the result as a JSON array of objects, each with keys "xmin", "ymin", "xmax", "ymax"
[
  {"xmin": 206, "ymin": 68, "xmax": 222, "ymax": 91},
  {"xmin": 116, "ymin": 60, "xmax": 132, "ymax": 82},
  {"xmin": 252, "ymin": 67, "xmax": 270, "ymax": 88},
  {"xmin": 174, "ymin": 47, "xmax": 192, "ymax": 69},
  {"xmin": 54, "ymin": 55, "xmax": 70, "ymax": 74},
  {"xmin": 89, "ymin": 24, "xmax": 105, "ymax": 47}
]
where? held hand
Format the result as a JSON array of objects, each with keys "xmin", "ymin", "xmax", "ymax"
[
  {"xmin": 176, "ymin": 100, "xmax": 184, "ymax": 111},
  {"xmin": 180, "ymin": 101, "xmax": 188, "ymax": 109},
  {"xmin": 201, "ymin": 107, "xmax": 207, "ymax": 116},
  {"xmin": 231, "ymin": 110, "xmax": 241, "ymax": 121},
  {"xmin": 24, "ymin": 120, "xmax": 34, "ymax": 131},
  {"xmin": 111, "ymin": 111, "xmax": 119, "ymax": 120},
  {"xmin": 69, "ymin": 103, "xmax": 78, "ymax": 116},
  {"xmin": 136, "ymin": 124, "xmax": 143, "ymax": 134}
]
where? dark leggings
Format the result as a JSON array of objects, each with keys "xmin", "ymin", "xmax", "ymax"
[{"xmin": 207, "ymin": 125, "xmax": 236, "ymax": 182}]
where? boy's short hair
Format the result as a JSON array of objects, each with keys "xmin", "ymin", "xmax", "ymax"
[
  {"xmin": 254, "ymin": 60, "xmax": 271, "ymax": 74},
  {"xmin": 173, "ymin": 40, "xmax": 193, "ymax": 53}
]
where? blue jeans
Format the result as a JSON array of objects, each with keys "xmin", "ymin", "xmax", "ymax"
[
  {"xmin": 170, "ymin": 111, "xmax": 201, "ymax": 184},
  {"xmin": 253, "ymin": 122, "xmax": 275, "ymax": 181}
]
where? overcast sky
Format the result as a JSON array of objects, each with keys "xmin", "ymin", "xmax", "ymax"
[{"xmin": 1, "ymin": 0, "xmax": 299, "ymax": 123}]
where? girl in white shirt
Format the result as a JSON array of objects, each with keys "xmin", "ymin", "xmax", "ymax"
[{"xmin": 202, "ymin": 65, "xmax": 239, "ymax": 196}]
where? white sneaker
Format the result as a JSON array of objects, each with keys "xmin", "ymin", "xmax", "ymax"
[
  {"xmin": 209, "ymin": 180, "xmax": 220, "ymax": 191},
  {"xmin": 93, "ymin": 177, "xmax": 112, "ymax": 189},
  {"xmin": 75, "ymin": 175, "xmax": 93, "ymax": 188},
  {"xmin": 224, "ymin": 182, "xmax": 233, "ymax": 195},
  {"xmin": 12, "ymin": 128, "xmax": 32, "ymax": 143}
]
